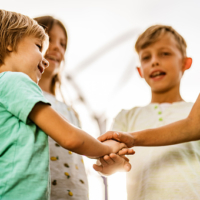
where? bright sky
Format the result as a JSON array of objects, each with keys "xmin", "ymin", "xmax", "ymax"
[{"xmin": 2, "ymin": 0, "xmax": 200, "ymax": 199}]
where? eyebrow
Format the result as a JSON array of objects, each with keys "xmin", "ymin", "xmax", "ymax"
[
  {"xmin": 34, "ymin": 37, "xmax": 43, "ymax": 44},
  {"xmin": 50, "ymin": 33, "xmax": 66, "ymax": 40}
]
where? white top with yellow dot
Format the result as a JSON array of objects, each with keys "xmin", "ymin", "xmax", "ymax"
[{"xmin": 43, "ymin": 91, "xmax": 89, "ymax": 200}]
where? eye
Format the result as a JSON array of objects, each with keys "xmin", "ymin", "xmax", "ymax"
[
  {"xmin": 142, "ymin": 56, "xmax": 150, "ymax": 61},
  {"xmin": 60, "ymin": 42, "xmax": 66, "ymax": 49},
  {"xmin": 162, "ymin": 52, "xmax": 170, "ymax": 56},
  {"xmin": 36, "ymin": 44, "xmax": 42, "ymax": 51}
]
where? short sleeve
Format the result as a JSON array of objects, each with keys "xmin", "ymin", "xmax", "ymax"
[
  {"xmin": 111, "ymin": 107, "xmax": 139, "ymax": 132},
  {"xmin": 0, "ymin": 72, "xmax": 50, "ymax": 123},
  {"xmin": 111, "ymin": 109, "xmax": 129, "ymax": 132}
]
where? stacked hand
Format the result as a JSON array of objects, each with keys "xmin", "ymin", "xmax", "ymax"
[{"xmin": 93, "ymin": 131, "xmax": 135, "ymax": 175}]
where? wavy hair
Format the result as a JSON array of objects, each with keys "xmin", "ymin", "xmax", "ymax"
[{"xmin": 0, "ymin": 9, "xmax": 48, "ymax": 66}]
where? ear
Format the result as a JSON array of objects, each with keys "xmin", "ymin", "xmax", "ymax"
[
  {"xmin": 7, "ymin": 45, "xmax": 13, "ymax": 52},
  {"xmin": 136, "ymin": 66, "xmax": 144, "ymax": 78},
  {"xmin": 182, "ymin": 57, "xmax": 192, "ymax": 72}
]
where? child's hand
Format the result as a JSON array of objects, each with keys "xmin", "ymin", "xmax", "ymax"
[
  {"xmin": 87, "ymin": 140, "xmax": 134, "ymax": 159},
  {"xmin": 117, "ymin": 148, "xmax": 135, "ymax": 156},
  {"xmin": 98, "ymin": 131, "xmax": 135, "ymax": 148},
  {"xmin": 93, "ymin": 154, "xmax": 132, "ymax": 176},
  {"xmin": 102, "ymin": 139, "xmax": 127, "ymax": 154}
]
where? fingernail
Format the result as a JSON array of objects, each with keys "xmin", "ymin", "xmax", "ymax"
[
  {"xmin": 125, "ymin": 164, "xmax": 131, "ymax": 171},
  {"xmin": 115, "ymin": 132, "xmax": 119, "ymax": 136}
]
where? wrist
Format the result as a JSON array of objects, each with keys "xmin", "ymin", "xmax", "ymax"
[
  {"xmin": 102, "ymin": 143, "xmax": 112, "ymax": 155},
  {"xmin": 129, "ymin": 132, "xmax": 138, "ymax": 146}
]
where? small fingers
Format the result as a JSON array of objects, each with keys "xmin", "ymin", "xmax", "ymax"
[
  {"xmin": 118, "ymin": 148, "xmax": 135, "ymax": 156},
  {"xmin": 109, "ymin": 153, "xmax": 132, "ymax": 172},
  {"xmin": 99, "ymin": 157, "xmax": 108, "ymax": 166},
  {"xmin": 120, "ymin": 155, "xmax": 129, "ymax": 162},
  {"xmin": 119, "ymin": 142, "xmax": 127, "ymax": 150},
  {"xmin": 110, "ymin": 154, "xmax": 130, "ymax": 162},
  {"xmin": 93, "ymin": 164, "xmax": 103, "ymax": 172},
  {"xmin": 109, "ymin": 153, "xmax": 123, "ymax": 162},
  {"xmin": 102, "ymin": 155, "xmax": 115, "ymax": 165},
  {"xmin": 98, "ymin": 131, "xmax": 116, "ymax": 142},
  {"xmin": 123, "ymin": 162, "xmax": 131, "ymax": 172}
]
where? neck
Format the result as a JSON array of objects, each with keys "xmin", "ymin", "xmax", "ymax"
[
  {"xmin": 151, "ymin": 85, "xmax": 184, "ymax": 104},
  {"xmin": 39, "ymin": 74, "xmax": 54, "ymax": 95}
]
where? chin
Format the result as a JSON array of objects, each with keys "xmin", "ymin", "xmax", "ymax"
[
  {"xmin": 46, "ymin": 66, "xmax": 59, "ymax": 75},
  {"xmin": 34, "ymin": 79, "xmax": 39, "ymax": 84},
  {"xmin": 152, "ymin": 87, "xmax": 171, "ymax": 94}
]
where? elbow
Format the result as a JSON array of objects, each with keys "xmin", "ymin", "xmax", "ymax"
[{"xmin": 59, "ymin": 134, "xmax": 84, "ymax": 152}]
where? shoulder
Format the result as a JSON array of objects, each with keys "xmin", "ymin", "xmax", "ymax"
[
  {"xmin": 115, "ymin": 106, "xmax": 144, "ymax": 120},
  {"xmin": 0, "ymin": 72, "xmax": 45, "ymax": 103},
  {"xmin": 43, "ymin": 92, "xmax": 80, "ymax": 126},
  {"xmin": 1, "ymin": 71, "xmax": 30, "ymax": 81},
  {"xmin": 115, "ymin": 105, "xmax": 147, "ymax": 119},
  {"xmin": 1, "ymin": 72, "xmax": 40, "ymax": 90},
  {"xmin": 174, "ymin": 101, "xmax": 193, "ymax": 110}
]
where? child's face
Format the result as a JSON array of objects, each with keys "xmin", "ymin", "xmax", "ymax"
[
  {"xmin": 44, "ymin": 23, "xmax": 66, "ymax": 77},
  {"xmin": 6, "ymin": 36, "xmax": 48, "ymax": 83},
  {"xmin": 138, "ymin": 33, "xmax": 187, "ymax": 93}
]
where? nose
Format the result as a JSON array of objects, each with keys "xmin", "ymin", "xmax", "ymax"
[
  {"xmin": 151, "ymin": 55, "xmax": 159, "ymax": 67},
  {"xmin": 42, "ymin": 57, "xmax": 49, "ymax": 68},
  {"xmin": 49, "ymin": 39, "xmax": 65, "ymax": 58},
  {"xmin": 50, "ymin": 40, "xmax": 63, "ymax": 52}
]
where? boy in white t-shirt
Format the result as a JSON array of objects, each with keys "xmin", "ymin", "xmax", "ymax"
[{"xmin": 95, "ymin": 25, "xmax": 200, "ymax": 200}]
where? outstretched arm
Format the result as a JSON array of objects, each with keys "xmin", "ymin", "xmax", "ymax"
[
  {"xmin": 29, "ymin": 102, "xmax": 127, "ymax": 158},
  {"xmin": 133, "ymin": 94, "xmax": 200, "ymax": 146},
  {"xmin": 99, "ymin": 94, "xmax": 200, "ymax": 146}
]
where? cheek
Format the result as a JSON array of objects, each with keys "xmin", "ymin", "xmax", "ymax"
[
  {"xmin": 60, "ymin": 50, "xmax": 65, "ymax": 61},
  {"xmin": 141, "ymin": 66, "xmax": 150, "ymax": 77}
]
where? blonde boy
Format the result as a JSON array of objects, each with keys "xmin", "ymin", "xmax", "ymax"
[
  {"xmin": 95, "ymin": 25, "xmax": 200, "ymax": 200},
  {"xmin": 0, "ymin": 10, "xmax": 133, "ymax": 200}
]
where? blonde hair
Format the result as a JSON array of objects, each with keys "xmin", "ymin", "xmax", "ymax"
[
  {"xmin": 34, "ymin": 15, "xmax": 68, "ymax": 96},
  {"xmin": 135, "ymin": 25, "xmax": 187, "ymax": 57},
  {"xmin": 0, "ymin": 9, "xmax": 49, "ymax": 66}
]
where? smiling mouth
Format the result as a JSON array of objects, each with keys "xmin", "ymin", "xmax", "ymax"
[
  {"xmin": 150, "ymin": 71, "xmax": 166, "ymax": 78},
  {"xmin": 46, "ymin": 55, "xmax": 60, "ymax": 62},
  {"xmin": 38, "ymin": 65, "xmax": 44, "ymax": 74}
]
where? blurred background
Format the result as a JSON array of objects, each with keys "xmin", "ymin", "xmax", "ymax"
[{"xmin": 2, "ymin": 0, "xmax": 200, "ymax": 199}]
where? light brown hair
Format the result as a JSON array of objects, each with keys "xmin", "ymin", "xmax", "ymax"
[
  {"xmin": 34, "ymin": 16, "xmax": 68, "ymax": 96},
  {"xmin": 0, "ymin": 9, "xmax": 48, "ymax": 66},
  {"xmin": 135, "ymin": 25, "xmax": 187, "ymax": 57}
]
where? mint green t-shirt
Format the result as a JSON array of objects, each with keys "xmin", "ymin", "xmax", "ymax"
[{"xmin": 0, "ymin": 72, "xmax": 50, "ymax": 200}]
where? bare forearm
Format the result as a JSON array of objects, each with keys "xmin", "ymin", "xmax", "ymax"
[
  {"xmin": 29, "ymin": 103, "xmax": 111, "ymax": 157},
  {"xmin": 65, "ymin": 127, "xmax": 111, "ymax": 157},
  {"xmin": 132, "ymin": 118, "xmax": 192, "ymax": 146},
  {"xmin": 132, "ymin": 94, "xmax": 200, "ymax": 146}
]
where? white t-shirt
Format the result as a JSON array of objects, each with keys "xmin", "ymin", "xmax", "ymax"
[
  {"xmin": 43, "ymin": 92, "xmax": 89, "ymax": 200},
  {"xmin": 112, "ymin": 101, "xmax": 200, "ymax": 200}
]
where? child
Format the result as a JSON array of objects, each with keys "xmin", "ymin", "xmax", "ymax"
[
  {"xmin": 0, "ymin": 10, "xmax": 133, "ymax": 200},
  {"xmin": 34, "ymin": 15, "xmax": 89, "ymax": 200},
  {"xmin": 95, "ymin": 25, "xmax": 200, "ymax": 200}
]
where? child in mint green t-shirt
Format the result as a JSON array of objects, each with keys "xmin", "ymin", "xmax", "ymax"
[
  {"xmin": 0, "ymin": 10, "xmax": 134, "ymax": 200},
  {"xmin": 0, "ymin": 72, "xmax": 51, "ymax": 200}
]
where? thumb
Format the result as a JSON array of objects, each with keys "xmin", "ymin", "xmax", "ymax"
[
  {"xmin": 123, "ymin": 162, "xmax": 131, "ymax": 172},
  {"xmin": 114, "ymin": 132, "xmax": 134, "ymax": 148},
  {"xmin": 93, "ymin": 164, "xmax": 103, "ymax": 172}
]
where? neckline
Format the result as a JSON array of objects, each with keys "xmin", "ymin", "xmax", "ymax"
[{"xmin": 150, "ymin": 101, "xmax": 185, "ymax": 106}]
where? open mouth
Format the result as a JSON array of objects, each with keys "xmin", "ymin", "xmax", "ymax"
[
  {"xmin": 150, "ymin": 71, "xmax": 166, "ymax": 78},
  {"xmin": 38, "ymin": 65, "xmax": 44, "ymax": 74},
  {"xmin": 45, "ymin": 55, "xmax": 60, "ymax": 63}
]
